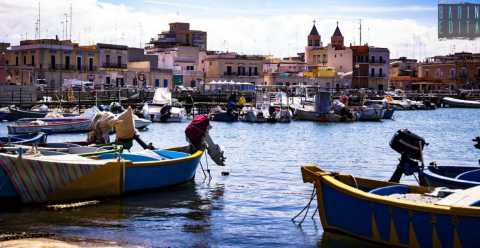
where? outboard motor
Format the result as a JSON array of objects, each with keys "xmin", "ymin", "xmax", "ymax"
[
  {"xmin": 389, "ymin": 129, "xmax": 427, "ymax": 183},
  {"xmin": 474, "ymin": 137, "xmax": 480, "ymax": 150},
  {"xmin": 185, "ymin": 115, "xmax": 226, "ymax": 166},
  {"xmin": 159, "ymin": 105, "xmax": 172, "ymax": 122}
]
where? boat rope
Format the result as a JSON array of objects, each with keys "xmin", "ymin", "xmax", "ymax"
[
  {"xmin": 291, "ymin": 186, "xmax": 316, "ymax": 225},
  {"xmin": 205, "ymin": 154, "xmax": 212, "ymax": 180},
  {"xmin": 349, "ymin": 174, "xmax": 359, "ymax": 189},
  {"xmin": 199, "ymin": 159, "xmax": 207, "ymax": 179}
]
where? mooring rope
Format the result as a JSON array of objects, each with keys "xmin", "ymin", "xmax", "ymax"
[{"xmin": 291, "ymin": 186, "xmax": 316, "ymax": 225}]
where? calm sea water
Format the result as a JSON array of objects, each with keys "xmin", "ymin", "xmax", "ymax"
[{"xmin": 0, "ymin": 108, "xmax": 479, "ymax": 247}]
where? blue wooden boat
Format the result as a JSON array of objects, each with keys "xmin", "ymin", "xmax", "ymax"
[
  {"xmin": 419, "ymin": 166, "xmax": 480, "ymax": 189},
  {"xmin": 0, "ymin": 132, "xmax": 47, "ymax": 145},
  {"xmin": 302, "ymin": 165, "xmax": 480, "ymax": 248},
  {"xmin": 0, "ymin": 146, "xmax": 204, "ymax": 204}
]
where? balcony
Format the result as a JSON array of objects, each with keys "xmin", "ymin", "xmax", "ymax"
[
  {"xmin": 47, "ymin": 64, "xmax": 97, "ymax": 72},
  {"xmin": 101, "ymin": 63, "xmax": 127, "ymax": 69}
]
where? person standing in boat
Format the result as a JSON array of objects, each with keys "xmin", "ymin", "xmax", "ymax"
[{"xmin": 185, "ymin": 93, "xmax": 194, "ymax": 116}]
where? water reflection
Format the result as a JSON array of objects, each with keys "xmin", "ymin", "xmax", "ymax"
[
  {"xmin": 0, "ymin": 181, "xmax": 225, "ymax": 247},
  {"xmin": 317, "ymin": 232, "xmax": 383, "ymax": 248}
]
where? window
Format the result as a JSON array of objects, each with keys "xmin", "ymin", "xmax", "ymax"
[
  {"xmin": 117, "ymin": 56, "xmax": 122, "ymax": 67},
  {"xmin": 476, "ymin": 21, "xmax": 480, "ymax": 33},
  {"xmin": 476, "ymin": 6, "xmax": 479, "ymax": 19},
  {"xmin": 254, "ymin": 67, "xmax": 258, "ymax": 75},
  {"xmin": 449, "ymin": 6, "xmax": 452, "ymax": 19},
  {"xmin": 379, "ymin": 56, "xmax": 383, "ymax": 63},
  {"xmin": 370, "ymin": 68, "xmax": 375, "ymax": 77},
  {"xmin": 439, "ymin": 6, "xmax": 444, "ymax": 19},
  {"xmin": 89, "ymin": 58, "xmax": 94, "ymax": 71},
  {"xmin": 449, "ymin": 21, "xmax": 453, "ymax": 33},
  {"xmin": 450, "ymin": 69, "xmax": 456, "ymax": 79},
  {"xmin": 77, "ymin": 57, "xmax": 82, "ymax": 70},
  {"xmin": 163, "ymin": 79, "xmax": 168, "ymax": 88},
  {"xmin": 106, "ymin": 76, "xmax": 111, "ymax": 85},
  {"xmin": 31, "ymin": 55, "xmax": 35, "ymax": 66},
  {"xmin": 467, "ymin": 6, "xmax": 470, "ymax": 19},
  {"xmin": 371, "ymin": 56, "xmax": 375, "ymax": 63},
  {"xmin": 467, "ymin": 21, "xmax": 470, "ymax": 33},
  {"xmin": 379, "ymin": 68, "xmax": 383, "ymax": 77},
  {"xmin": 459, "ymin": 21, "xmax": 462, "ymax": 33},
  {"xmin": 23, "ymin": 56, "xmax": 26, "ymax": 65},
  {"xmin": 65, "ymin": 56, "xmax": 70, "ymax": 70},
  {"xmin": 186, "ymin": 65, "xmax": 194, "ymax": 70},
  {"xmin": 248, "ymin": 67, "xmax": 252, "ymax": 76},
  {"xmin": 458, "ymin": 6, "xmax": 462, "ymax": 19},
  {"xmin": 226, "ymin": 66, "xmax": 232, "ymax": 75},
  {"xmin": 106, "ymin": 55, "xmax": 110, "ymax": 65},
  {"xmin": 50, "ymin": 55, "xmax": 56, "ymax": 69}
]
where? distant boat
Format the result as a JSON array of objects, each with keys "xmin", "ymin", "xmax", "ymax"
[
  {"xmin": 142, "ymin": 88, "xmax": 186, "ymax": 122},
  {"xmin": 301, "ymin": 165, "xmax": 480, "ymax": 248},
  {"xmin": 443, "ymin": 97, "xmax": 480, "ymax": 108},
  {"xmin": 7, "ymin": 108, "xmax": 98, "ymax": 135},
  {"xmin": 0, "ymin": 132, "xmax": 47, "ymax": 145},
  {"xmin": 8, "ymin": 105, "xmax": 48, "ymax": 120}
]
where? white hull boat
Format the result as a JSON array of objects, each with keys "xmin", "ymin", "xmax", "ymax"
[{"xmin": 443, "ymin": 97, "xmax": 480, "ymax": 108}]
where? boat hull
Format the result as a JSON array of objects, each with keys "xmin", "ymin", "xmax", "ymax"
[
  {"xmin": 443, "ymin": 97, "xmax": 480, "ymax": 108},
  {"xmin": 0, "ymin": 147, "xmax": 203, "ymax": 204},
  {"xmin": 7, "ymin": 119, "xmax": 92, "ymax": 134},
  {"xmin": 302, "ymin": 165, "xmax": 480, "ymax": 248},
  {"xmin": 0, "ymin": 132, "xmax": 47, "ymax": 145},
  {"xmin": 419, "ymin": 166, "xmax": 480, "ymax": 189}
]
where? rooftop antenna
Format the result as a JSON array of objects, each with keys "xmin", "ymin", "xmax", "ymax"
[
  {"xmin": 61, "ymin": 21, "xmax": 65, "ymax": 40},
  {"xmin": 70, "ymin": 3, "xmax": 73, "ymax": 40},
  {"xmin": 359, "ymin": 19, "xmax": 362, "ymax": 45},
  {"xmin": 34, "ymin": 1, "xmax": 41, "ymax": 39},
  {"xmin": 64, "ymin": 13, "xmax": 69, "ymax": 40}
]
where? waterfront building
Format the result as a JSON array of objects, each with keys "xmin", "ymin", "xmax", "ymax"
[
  {"xmin": 304, "ymin": 23, "xmax": 353, "ymax": 87},
  {"xmin": 127, "ymin": 48, "xmax": 173, "ymax": 89},
  {"xmin": 367, "ymin": 47, "xmax": 390, "ymax": 90},
  {"xmin": 351, "ymin": 45, "xmax": 370, "ymax": 89},
  {"xmin": 146, "ymin": 22, "xmax": 207, "ymax": 52},
  {"xmin": 0, "ymin": 43, "xmax": 8, "ymax": 84},
  {"xmin": 351, "ymin": 45, "xmax": 390, "ymax": 90},
  {"xmin": 5, "ymin": 38, "xmax": 99, "ymax": 89},
  {"xmin": 94, "ymin": 43, "xmax": 129, "ymax": 89},
  {"xmin": 418, "ymin": 52, "xmax": 480, "ymax": 89},
  {"xmin": 389, "ymin": 57, "xmax": 419, "ymax": 90},
  {"xmin": 203, "ymin": 52, "xmax": 266, "ymax": 85},
  {"xmin": 148, "ymin": 46, "xmax": 204, "ymax": 88}
]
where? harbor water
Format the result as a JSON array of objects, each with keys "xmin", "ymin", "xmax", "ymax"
[{"xmin": 0, "ymin": 108, "xmax": 479, "ymax": 247}]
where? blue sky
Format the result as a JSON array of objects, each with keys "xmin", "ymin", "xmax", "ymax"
[
  {"xmin": 100, "ymin": 0, "xmax": 437, "ymax": 23},
  {"xmin": 1, "ymin": 0, "xmax": 478, "ymax": 59}
]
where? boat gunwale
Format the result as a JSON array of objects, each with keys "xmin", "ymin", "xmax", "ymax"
[
  {"xmin": 0, "ymin": 147, "xmax": 203, "ymax": 167},
  {"xmin": 10, "ymin": 119, "xmax": 91, "ymax": 128},
  {"xmin": 302, "ymin": 165, "xmax": 480, "ymax": 216}
]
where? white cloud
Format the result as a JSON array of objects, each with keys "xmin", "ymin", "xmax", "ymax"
[{"xmin": 0, "ymin": 0, "xmax": 478, "ymax": 60}]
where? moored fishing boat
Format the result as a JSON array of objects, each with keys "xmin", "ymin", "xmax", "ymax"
[
  {"xmin": 0, "ymin": 114, "xmax": 225, "ymax": 204},
  {"xmin": 0, "ymin": 132, "xmax": 47, "ymax": 145},
  {"xmin": 142, "ymin": 88, "xmax": 186, "ymax": 122},
  {"xmin": 7, "ymin": 118, "xmax": 93, "ymax": 135},
  {"xmin": 301, "ymin": 165, "xmax": 480, "ymax": 248},
  {"xmin": 443, "ymin": 97, "xmax": 480, "ymax": 108}
]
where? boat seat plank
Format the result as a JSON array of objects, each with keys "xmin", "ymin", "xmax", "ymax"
[
  {"xmin": 436, "ymin": 185, "xmax": 480, "ymax": 207},
  {"xmin": 368, "ymin": 184, "xmax": 410, "ymax": 196}
]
